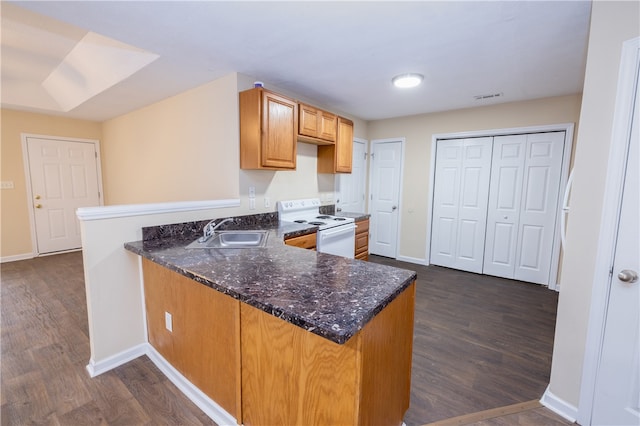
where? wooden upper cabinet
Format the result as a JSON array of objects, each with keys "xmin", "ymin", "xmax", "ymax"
[
  {"xmin": 318, "ymin": 116, "xmax": 354, "ymax": 174},
  {"xmin": 297, "ymin": 103, "xmax": 337, "ymax": 145},
  {"xmin": 240, "ymin": 88, "xmax": 297, "ymax": 170}
]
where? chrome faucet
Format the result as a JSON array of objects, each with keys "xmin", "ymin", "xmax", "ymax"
[{"xmin": 198, "ymin": 217, "xmax": 234, "ymax": 242}]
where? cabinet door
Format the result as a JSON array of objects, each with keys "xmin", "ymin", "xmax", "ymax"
[
  {"xmin": 299, "ymin": 104, "xmax": 319, "ymax": 138},
  {"xmin": 261, "ymin": 91, "xmax": 297, "ymax": 169},
  {"xmin": 318, "ymin": 111, "xmax": 337, "ymax": 142},
  {"xmin": 335, "ymin": 117, "xmax": 353, "ymax": 173}
]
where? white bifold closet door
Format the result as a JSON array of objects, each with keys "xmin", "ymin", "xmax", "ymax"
[
  {"xmin": 430, "ymin": 137, "xmax": 492, "ymax": 273},
  {"xmin": 483, "ymin": 132, "xmax": 565, "ymax": 284},
  {"xmin": 430, "ymin": 132, "xmax": 565, "ymax": 286}
]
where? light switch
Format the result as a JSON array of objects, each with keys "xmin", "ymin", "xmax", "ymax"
[
  {"xmin": 1, "ymin": 181, "xmax": 14, "ymax": 189},
  {"xmin": 264, "ymin": 197, "xmax": 270, "ymax": 208},
  {"xmin": 249, "ymin": 186, "xmax": 256, "ymax": 198},
  {"xmin": 249, "ymin": 198, "xmax": 256, "ymax": 210}
]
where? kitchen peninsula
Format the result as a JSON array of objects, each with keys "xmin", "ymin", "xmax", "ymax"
[{"xmin": 125, "ymin": 214, "xmax": 417, "ymax": 425}]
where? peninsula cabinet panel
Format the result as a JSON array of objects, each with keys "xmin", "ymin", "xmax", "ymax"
[
  {"xmin": 241, "ymin": 281, "xmax": 416, "ymax": 425},
  {"xmin": 318, "ymin": 116, "xmax": 353, "ymax": 174},
  {"xmin": 240, "ymin": 87, "xmax": 297, "ymax": 170},
  {"xmin": 142, "ymin": 259, "xmax": 242, "ymax": 423}
]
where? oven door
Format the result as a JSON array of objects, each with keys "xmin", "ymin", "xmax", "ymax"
[{"xmin": 316, "ymin": 224, "xmax": 356, "ymax": 259}]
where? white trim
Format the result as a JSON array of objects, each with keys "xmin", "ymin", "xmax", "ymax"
[
  {"xmin": 577, "ymin": 36, "xmax": 640, "ymax": 426},
  {"xmin": 368, "ymin": 138, "xmax": 405, "ymax": 259},
  {"xmin": 426, "ymin": 123, "xmax": 574, "ymax": 289},
  {"xmin": 138, "ymin": 256, "xmax": 149, "ymax": 342},
  {"xmin": 0, "ymin": 253, "xmax": 34, "ymax": 263},
  {"xmin": 541, "ymin": 386, "xmax": 578, "ymax": 423},
  {"xmin": 21, "ymin": 134, "xmax": 104, "ymax": 256},
  {"xmin": 84, "ymin": 343, "xmax": 237, "ymax": 425},
  {"xmin": 76, "ymin": 199, "xmax": 240, "ymax": 221},
  {"xmin": 146, "ymin": 344, "xmax": 237, "ymax": 426},
  {"xmin": 85, "ymin": 343, "xmax": 147, "ymax": 378},
  {"xmin": 396, "ymin": 255, "xmax": 428, "ymax": 266}
]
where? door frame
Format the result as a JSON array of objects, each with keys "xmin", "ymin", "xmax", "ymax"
[
  {"xmin": 21, "ymin": 133, "xmax": 104, "ymax": 256},
  {"xmin": 577, "ymin": 36, "xmax": 639, "ymax": 426},
  {"xmin": 427, "ymin": 123, "xmax": 574, "ymax": 290},
  {"xmin": 368, "ymin": 138, "xmax": 406, "ymax": 259}
]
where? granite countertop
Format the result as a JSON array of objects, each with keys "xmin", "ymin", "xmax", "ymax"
[
  {"xmin": 336, "ymin": 211, "xmax": 370, "ymax": 222},
  {"xmin": 125, "ymin": 214, "xmax": 416, "ymax": 345}
]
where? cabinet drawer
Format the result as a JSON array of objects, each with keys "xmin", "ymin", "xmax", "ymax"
[
  {"xmin": 285, "ymin": 232, "xmax": 317, "ymax": 250},
  {"xmin": 355, "ymin": 219, "xmax": 369, "ymax": 234}
]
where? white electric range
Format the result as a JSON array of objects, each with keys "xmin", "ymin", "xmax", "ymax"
[{"xmin": 278, "ymin": 198, "xmax": 356, "ymax": 258}]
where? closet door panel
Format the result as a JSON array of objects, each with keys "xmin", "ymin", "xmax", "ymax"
[
  {"xmin": 514, "ymin": 132, "xmax": 565, "ymax": 284},
  {"xmin": 484, "ymin": 135, "xmax": 526, "ymax": 278},
  {"xmin": 430, "ymin": 140, "xmax": 463, "ymax": 268},
  {"xmin": 455, "ymin": 139, "xmax": 492, "ymax": 273},
  {"xmin": 430, "ymin": 138, "xmax": 491, "ymax": 273}
]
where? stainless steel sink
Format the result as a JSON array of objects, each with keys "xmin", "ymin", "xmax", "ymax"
[{"xmin": 186, "ymin": 230, "xmax": 269, "ymax": 249}]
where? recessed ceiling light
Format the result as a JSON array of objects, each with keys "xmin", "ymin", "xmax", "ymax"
[{"xmin": 392, "ymin": 73, "xmax": 424, "ymax": 88}]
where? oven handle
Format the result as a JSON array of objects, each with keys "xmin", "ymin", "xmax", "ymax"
[{"xmin": 320, "ymin": 224, "xmax": 357, "ymax": 239}]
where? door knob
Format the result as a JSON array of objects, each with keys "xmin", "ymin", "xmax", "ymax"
[
  {"xmin": 618, "ymin": 269, "xmax": 638, "ymax": 283},
  {"xmin": 392, "ymin": 206, "xmax": 397, "ymax": 211},
  {"xmin": 35, "ymin": 195, "xmax": 41, "ymax": 200},
  {"xmin": 35, "ymin": 204, "xmax": 42, "ymax": 209}
]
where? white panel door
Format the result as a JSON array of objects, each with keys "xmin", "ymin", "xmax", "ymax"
[
  {"xmin": 484, "ymin": 135, "xmax": 526, "ymax": 278},
  {"xmin": 430, "ymin": 137, "xmax": 492, "ymax": 273},
  {"xmin": 484, "ymin": 132, "xmax": 565, "ymax": 284},
  {"xmin": 369, "ymin": 140, "xmax": 402, "ymax": 258},
  {"xmin": 592, "ymin": 60, "xmax": 639, "ymax": 425},
  {"xmin": 26, "ymin": 137, "xmax": 101, "ymax": 254},
  {"xmin": 514, "ymin": 132, "xmax": 565, "ymax": 284},
  {"xmin": 336, "ymin": 140, "xmax": 367, "ymax": 214}
]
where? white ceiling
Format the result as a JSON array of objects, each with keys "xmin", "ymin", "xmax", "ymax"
[{"xmin": 1, "ymin": 1, "xmax": 592, "ymax": 122}]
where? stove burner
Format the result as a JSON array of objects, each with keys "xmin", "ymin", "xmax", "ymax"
[
  {"xmin": 294, "ymin": 219, "xmax": 307, "ymax": 223},
  {"xmin": 316, "ymin": 215, "xmax": 332, "ymax": 219},
  {"xmin": 333, "ymin": 217, "xmax": 346, "ymax": 221},
  {"xmin": 308, "ymin": 221, "xmax": 326, "ymax": 226}
]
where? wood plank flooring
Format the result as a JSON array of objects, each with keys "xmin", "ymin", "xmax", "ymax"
[
  {"xmin": 368, "ymin": 255, "xmax": 570, "ymax": 425},
  {"xmin": 1, "ymin": 251, "xmax": 571, "ymax": 425}
]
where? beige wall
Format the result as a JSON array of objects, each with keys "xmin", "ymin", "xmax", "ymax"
[
  {"xmin": 102, "ymin": 71, "xmax": 368, "ymax": 212},
  {"xmin": 101, "ymin": 73, "xmax": 241, "ymax": 205},
  {"xmin": 368, "ymin": 94, "xmax": 582, "ymax": 261},
  {"xmin": 0, "ymin": 109, "xmax": 102, "ymax": 258},
  {"xmin": 549, "ymin": 0, "xmax": 640, "ymax": 410}
]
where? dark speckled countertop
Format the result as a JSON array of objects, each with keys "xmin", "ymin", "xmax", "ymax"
[{"xmin": 125, "ymin": 213, "xmax": 415, "ymax": 345}]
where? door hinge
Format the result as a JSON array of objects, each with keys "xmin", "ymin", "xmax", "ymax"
[
  {"xmin": 371, "ymin": 153, "xmax": 375, "ymax": 159},
  {"xmin": 364, "ymin": 152, "xmax": 368, "ymax": 160},
  {"xmin": 95, "ymin": 151, "xmax": 98, "ymax": 158}
]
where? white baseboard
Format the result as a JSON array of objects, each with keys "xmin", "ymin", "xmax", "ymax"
[
  {"xmin": 85, "ymin": 343, "xmax": 237, "ymax": 425},
  {"xmin": 540, "ymin": 386, "xmax": 578, "ymax": 423},
  {"xmin": 1, "ymin": 253, "xmax": 34, "ymax": 263},
  {"xmin": 395, "ymin": 255, "xmax": 428, "ymax": 266},
  {"xmin": 85, "ymin": 343, "xmax": 147, "ymax": 378},
  {"xmin": 146, "ymin": 344, "xmax": 237, "ymax": 426}
]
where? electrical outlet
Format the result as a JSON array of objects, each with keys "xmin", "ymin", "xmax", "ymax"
[
  {"xmin": 249, "ymin": 198, "xmax": 256, "ymax": 210},
  {"xmin": 165, "ymin": 312, "xmax": 173, "ymax": 332},
  {"xmin": 264, "ymin": 197, "xmax": 270, "ymax": 208},
  {"xmin": 248, "ymin": 186, "xmax": 256, "ymax": 198}
]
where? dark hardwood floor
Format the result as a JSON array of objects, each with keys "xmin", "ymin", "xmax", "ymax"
[
  {"xmin": 368, "ymin": 255, "xmax": 567, "ymax": 425},
  {"xmin": 1, "ymin": 251, "xmax": 570, "ymax": 425}
]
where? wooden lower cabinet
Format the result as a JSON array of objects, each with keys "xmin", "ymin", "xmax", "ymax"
[
  {"xmin": 142, "ymin": 258, "xmax": 242, "ymax": 423},
  {"xmin": 143, "ymin": 258, "xmax": 415, "ymax": 426},
  {"xmin": 284, "ymin": 232, "xmax": 317, "ymax": 250},
  {"xmin": 241, "ymin": 282, "xmax": 415, "ymax": 426},
  {"xmin": 355, "ymin": 218, "xmax": 370, "ymax": 261}
]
